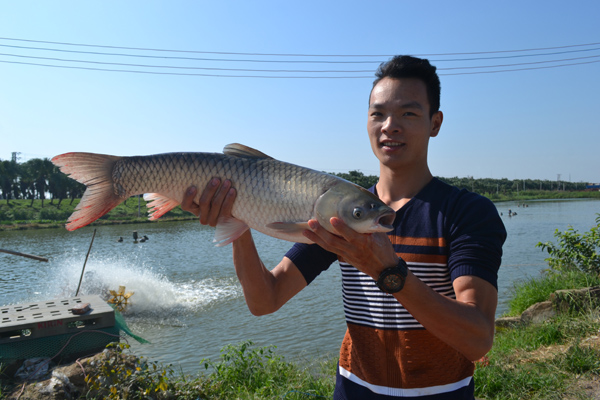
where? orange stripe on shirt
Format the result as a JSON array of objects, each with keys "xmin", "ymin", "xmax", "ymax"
[{"xmin": 390, "ymin": 236, "xmax": 446, "ymax": 248}]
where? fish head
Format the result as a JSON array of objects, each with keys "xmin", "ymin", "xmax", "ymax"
[{"xmin": 315, "ymin": 181, "xmax": 395, "ymax": 234}]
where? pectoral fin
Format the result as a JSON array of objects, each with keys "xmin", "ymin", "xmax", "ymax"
[
  {"xmin": 266, "ymin": 222, "xmax": 311, "ymax": 235},
  {"xmin": 143, "ymin": 193, "xmax": 180, "ymax": 220},
  {"xmin": 213, "ymin": 217, "xmax": 250, "ymax": 247}
]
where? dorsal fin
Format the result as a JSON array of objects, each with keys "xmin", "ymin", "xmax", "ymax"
[{"xmin": 223, "ymin": 143, "xmax": 273, "ymax": 159}]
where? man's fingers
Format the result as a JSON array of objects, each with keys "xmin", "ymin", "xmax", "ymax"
[
  {"xmin": 305, "ymin": 219, "xmax": 351, "ymax": 254},
  {"xmin": 221, "ymin": 185, "xmax": 237, "ymax": 216},
  {"xmin": 198, "ymin": 178, "xmax": 222, "ymax": 225},
  {"xmin": 181, "ymin": 186, "xmax": 200, "ymax": 216},
  {"xmin": 198, "ymin": 178, "xmax": 236, "ymax": 227}
]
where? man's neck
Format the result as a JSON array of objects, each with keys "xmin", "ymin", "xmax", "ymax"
[{"xmin": 376, "ymin": 165, "xmax": 433, "ymax": 211}]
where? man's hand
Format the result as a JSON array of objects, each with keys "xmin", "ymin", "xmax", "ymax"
[
  {"xmin": 181, "ymin": 178, "xmax": 236, "ymax": 227},
  {"xmin": 303, "ymin": 217, "xmax": 398, "ymax": 280}
]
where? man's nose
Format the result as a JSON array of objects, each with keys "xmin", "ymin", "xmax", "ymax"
[{"xmin": 382, "ymin": 115, "xmax": 400, "ymax": 132}]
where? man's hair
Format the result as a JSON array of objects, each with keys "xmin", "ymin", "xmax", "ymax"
[{"xmin": 372, "ymin": 55, "xmax": 441, "ymax": 117}]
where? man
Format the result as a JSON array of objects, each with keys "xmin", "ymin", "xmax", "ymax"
[{"xmin": 182, "ymin": 55, "xmax": 506, "ymax": 399}]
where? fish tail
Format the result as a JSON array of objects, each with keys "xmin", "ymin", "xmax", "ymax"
[{"xmin": 51, "ymin": 152, "xmax": 123, "ymax": 231}]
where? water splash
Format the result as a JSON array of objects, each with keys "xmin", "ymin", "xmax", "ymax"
[{"xmin": 36, "ymin": 252, "xmax": 241, "ymax": 320}]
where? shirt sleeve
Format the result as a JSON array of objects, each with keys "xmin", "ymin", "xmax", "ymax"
[
  {"xmin": 285, "ymin": 243, "xmax": 338, "ymax": 285},
  {"xmin": 447, "ymin": 193, "xmax": 507, "ymax": 289}
]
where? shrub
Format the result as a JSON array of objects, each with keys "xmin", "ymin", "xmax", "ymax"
[
  {"xmin": 38, "ymin": 207, "xmax": 69, "ymax": 221},
  {"xmin": 536, "ymin": 214, "xmax": 600, "ymax": 275},
  {"xmin": 10, "ymin": 208, "xmax": 35, "ymax": 220}
]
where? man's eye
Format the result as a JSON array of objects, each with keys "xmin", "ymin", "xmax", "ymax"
[{"xmin": 370, "ymin": 112, "xmax": 383, "ymax": 117}]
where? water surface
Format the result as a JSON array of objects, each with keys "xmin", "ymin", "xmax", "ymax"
[{"xmin": 1, "ymin": 198, "xmax": 598, "ymax": 373}]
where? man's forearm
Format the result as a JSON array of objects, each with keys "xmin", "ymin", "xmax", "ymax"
[
  {"xmin": 232, "ymin": 231, "xmax": 307, "ymax": 316},
  {"xmin": 232, "ymin": 230, "xmax": 279, "ymax": 316},
  {"xmin": 395, "ymin": 273, "xmax": 497, "ymax": 361}
]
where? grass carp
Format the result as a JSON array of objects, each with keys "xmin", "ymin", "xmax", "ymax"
[{"xmin": 52, "ymin": 143, "xmax": 395, "ymax": 246}]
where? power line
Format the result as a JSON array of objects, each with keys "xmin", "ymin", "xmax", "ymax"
[
  {"xmin": 0, "ymin": 59, "xmax": 373, "ymax": 78},
  {"xmin": 1, "ymin": 51, "xmax": 599, "ymax": 74},
  {"xmin": 2, "ymin": 58, "xmax": 598, "ymax": 78},
  {"xmin": 0, "ymin": 52, "xmax": 375, "ymax": 72},
  {"xmin": 1, "ymin": 36, "xmax": 599, "ymax": 78},
  {"xmin": 1, "ymin": 36, "xmax": 599, "ymax": 57},
  {"xmin": 1, "ymin": 42, "xmax": 600, "ymax": 64},
  {"xmin": 440, "ymin": 59, "xmax": 600, "ymax": 75},
  {"xmin": 0, "ymin": 43, "xmax": 380, "ymax": 64}
]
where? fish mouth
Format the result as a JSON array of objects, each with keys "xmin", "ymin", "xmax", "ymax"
[{"xmin": 377, "ymin": 210, "xmax": 396, "ymax": 231}]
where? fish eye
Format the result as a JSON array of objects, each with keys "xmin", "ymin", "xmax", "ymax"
[{"xmin": 353, "ymin": 207, "xmax": 363, "ymax": 219}]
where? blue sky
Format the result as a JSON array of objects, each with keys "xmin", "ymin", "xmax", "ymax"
[{"xmin": 1, "ymin": 1, "xmax": 599, "ymax": 183}]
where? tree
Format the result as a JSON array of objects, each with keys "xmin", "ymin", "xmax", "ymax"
[
  {"xmin": 333, "ymin": 170, "xmax": 378, "ymax": 189},
  {"xmin": 0, "ymin": 160, "xmax": 18, "ymax": 204},
  {"xmin": 48, "ymin": 163, "xmax": 69, "ymax": 206}
]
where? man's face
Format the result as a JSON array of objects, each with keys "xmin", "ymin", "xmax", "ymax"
[{"xmin": 367, "ymin": 77, "xmax": 442, "ymax": 171}]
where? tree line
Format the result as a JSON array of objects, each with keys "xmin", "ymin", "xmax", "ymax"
[
  {"xmin": 0, "ymin": 158, "xmax": 594, "ymax": 206},
  {"xmin": 0, "ymin": 158, "xmax": 85, "ymax": 206},
  {"xmin": 334, "ymin": 171, "xmax": 592, "ymax": 197}
]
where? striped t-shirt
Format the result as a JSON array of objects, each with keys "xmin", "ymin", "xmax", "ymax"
[{"xmin": 285, "ymin": 178, "xmax": 506, "ymax": 399}]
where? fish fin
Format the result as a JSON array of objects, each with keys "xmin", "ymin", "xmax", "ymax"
[
  {"xmin": 223, "ymin": 143, "xmax": 273, "ymax": 159},
  {"xmin": 143, "ymin": 193, "xmax": 180, "ymax": 220},
  {"xmin": 266, "ymin": 222, "xmax": 311, "ymax": 235},
  {"xmin": 51, "ymin": 152, "xmax": 123, "ymax": 231},
  {"xmin": 213, "ymin": 217, "xmax": 249, "ymax": 247}
]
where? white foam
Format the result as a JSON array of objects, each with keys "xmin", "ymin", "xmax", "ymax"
[{"xmin": 38, "ymin": 252, "xmax": 242, "ymax": 318}]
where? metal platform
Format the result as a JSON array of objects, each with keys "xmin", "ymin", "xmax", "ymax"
[
  {"xmin": 0, "ymin": 295, "xmax": 119, "ymax": 376},
  {"xmin": 0, "ymin": 295, "xmax": 115, "ymax": 343}
]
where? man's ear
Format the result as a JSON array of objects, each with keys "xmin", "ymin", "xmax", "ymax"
[{"xmin": 430, "ymin": 111, "xmax": 443, "ymax": 138}]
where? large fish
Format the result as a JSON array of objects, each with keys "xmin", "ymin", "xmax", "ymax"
[{"xmin": 51, "ymin": 144, "xmax": 396, "ymax": 246}]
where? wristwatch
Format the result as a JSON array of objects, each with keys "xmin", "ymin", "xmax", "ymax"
[{"xmin": 376, "ymin": 258, "xmax": 408, "ymax": 294}]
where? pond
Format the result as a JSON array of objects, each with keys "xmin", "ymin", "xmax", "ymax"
[{"xmin": 1, "ymin": 197, "xmax": 598, "ymax": 374}]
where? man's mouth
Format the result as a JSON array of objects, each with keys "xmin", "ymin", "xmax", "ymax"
[{"xmin": 381, "ymin": 141, "xmax": 405, "ymax": 148}]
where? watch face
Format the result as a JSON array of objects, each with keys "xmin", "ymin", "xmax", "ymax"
[
  {"xmin": 384, "ymin": 274, "xmax": 402, "ymax": 290},
  {"xmin": 377, "ymin": 262, "xmax": 407, "ymax": 293}
]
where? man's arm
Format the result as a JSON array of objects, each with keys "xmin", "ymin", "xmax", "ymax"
[
  {"xmin": 181, "ymin": 182, "xmax": 307, "ymax": 316},
  {"xmin": 303, "ymin": 217, "xmax": 496, "ymax": 361}
]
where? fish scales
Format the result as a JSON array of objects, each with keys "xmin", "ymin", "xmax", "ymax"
[
  {"xmin": 52, "ymin": 144, "xmax": 396, "ymax": 245},
  {"xmin": 112, "ymin": 153, "xmax": 335, "ymax": 235}
]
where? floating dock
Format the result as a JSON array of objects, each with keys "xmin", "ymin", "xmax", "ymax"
[{"xmin": 0, "ymin": 295, "xmax": 118, "ymax": 376}]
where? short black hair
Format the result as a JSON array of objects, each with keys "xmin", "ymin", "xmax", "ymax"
[{"xmin": 371, "ymin": 55, "xmax": 441, "ymax": 117}]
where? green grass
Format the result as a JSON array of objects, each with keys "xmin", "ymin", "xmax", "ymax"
[
  {"xmin": 0, "ymin": 197, "xmax": 196, "ymax": 230},
  {"xmin": 2, "ymin": 191, "xmax": 599, "ymax": 230},
  {"xmin": 474, "ymin": 311, "xmax": 600, "ymax": 399},
  {"xmin": 82, "ymin": 341, "xmax": 337, "ymax": 399},
  {"xmin": 506, "ymin": 269, "xmax": 600, "ymax": 316},
  {"xmin": 486, "ymin": 190, "xmax": 600, "ymax": 203}
]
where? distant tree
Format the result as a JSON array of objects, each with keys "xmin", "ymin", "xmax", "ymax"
[
  {"xmin": 21, "ymin": 159, "xmax": 39, "ymax": 206},
  {"xmin": 0, "ymin": 160, "xmax": 19, "ymax": 203},
  {"xmin": 48, "ymin": 163, "xmax": 69, "ymax": 206},
  {"xmin": 333, "ymin": 170, "xmax": 379, "ymax": 189},
  {"xmin": 67, "ymin": 178, "xmax": 85, "ymax": 205}
]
